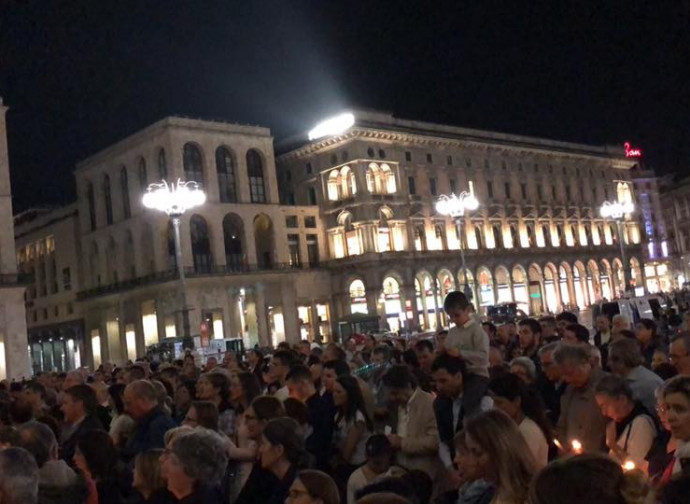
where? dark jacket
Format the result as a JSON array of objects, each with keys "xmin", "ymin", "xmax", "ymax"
[
  {"xmin": 433, "ymin": 394, "xmax": 464, "ymax": 461},
  {"xmin": 537, "ymin": 375, "xmax": 566, "ymax": 427},
  {"xmin": 235, "ymin": 463, "xmax": 280, "ymax": 504},
  {"xmin": 59, "ymin": 415, "xmax": 104, "ymax": 465},
  {"xmin": 121, "ymin": 407, "xmax": 176, "ymax": 463},
  {"xmin": 177, "ymin": 484, "xmax": 224, "ymax": 504},
  {"xmin": 305, "ymin": 392, "xmax": 335, "ymax": 471},
  {"xmin": 268, "ymin": 465, "xmax": 297, "ymax": 504},
  {"xmin": 39, "ymin": 477, "xmax": 90, "ymax": 504}
]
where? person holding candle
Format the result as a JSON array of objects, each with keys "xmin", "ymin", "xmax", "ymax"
[
  {"xmin": 594, "ymin": 374, "xmax": 657, "ymax": 471},
  {"xmin": 553, "ymin": 343, "xmax": 609, "ymax": 453}
]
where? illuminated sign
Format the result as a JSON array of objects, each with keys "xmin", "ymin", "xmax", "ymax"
[
  {"xmin": 308, "ymin": 112, "xmax": 355, "ymax": 140},
  {"xmin": 624, "ymin": 142, "xmax": 642, "ymax": 158}
]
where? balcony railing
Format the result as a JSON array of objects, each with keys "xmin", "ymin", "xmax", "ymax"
[{"xmin": 76, "ymin": 262, "xmax": 319, "ymax": 300}]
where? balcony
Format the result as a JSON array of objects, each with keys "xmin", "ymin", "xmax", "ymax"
[{"xmin": 76, "ymin": 262, "xmax": 323, "ymax": 300}]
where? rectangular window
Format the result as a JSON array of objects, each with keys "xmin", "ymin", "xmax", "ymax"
[
  {"xmin": 308, "ymin": 187, "xmax": 317, "ymax": 205},
  {"xmin": 249, "ymin": 175, "xmax": 266, "ymax": 203},
  {"xmin": 450, "ymin": 178, "xmax": 457, "ymax": 193},
  {"xmin": 487, "ymin": 181, "xmax": 494, "ymax": 199},
  {"xmin": 288, "ymin": 234, "xmax": 301, "ymax": 268},
  {"xmin": 565, "ymin": 185, "xmax": 571, "ymax": 201},
  {"xmin": 504, "ymin": 183, "xmax": 511, "ymax": 199},
  {"xmin": 521, "ymin": 183, "xmax": 527, "ymax": 200},
  {"xmin": 552, "ymin": 185, "xmax": 557, "ymax": 200},
  {"xmin": 288, "ymin": 193, "xmax": 296, "ymax": 205},
  {"xmin": 466, "ymin": 158, "xmax": 472, "ymax": 167},
  {"xmin": 429, "ymin": 177, "xmax": 438, "ymax": 196},
  {"xmin": 304, "ymin": 216, "xmax": 317, "ymax": 228},
  {"xmin": 426, "ymin": 153, "xmax": 433, "ymax": 163},
  {"xmin": 307, "ymin": 234, "xmax": 319, "ymax": 266},
  {"xmin": 408, "ymin": 176, "xmax": 417, "ymax": 195},
  {"xmin": 286, "ymin": 216, "xmax": 298, "ymax": 228},
  {"xmin": 446, "ymin": 155, "xmax": 453, "ymax": 166},
  {"xmin": 306, "ymin": 162, "xmax": 312, "ymax": 174},
  {"xmin": 286, "ymin": 170, "xmax": 292, "ymax": 182},
  {"xmin": 537, "ymin": 184, "xmax": 543, "ymax": 201},
  {"xmin": 405, "ymin": 151, "xmax": 412, "ymax": 162}
]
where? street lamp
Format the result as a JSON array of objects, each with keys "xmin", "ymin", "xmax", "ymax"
[
  {"xmin": 436, "ymin": 191, "xmax": 480, "ymax": 299},
  {"xmin": 600, "ymin": 200, "xmax": 635, "ymax": 293},
  {"xmin": 143, "ymin": 179, "xmax": 206, "ymax": 344}
]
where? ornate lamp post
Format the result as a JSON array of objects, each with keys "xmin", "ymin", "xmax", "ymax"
[
  {"xmin": 600, "ymin": 200, "xmax": 635, "ymax": 292},
  {"xmin": 436, "ymin": 191, "xmax": 480, "ymax": 299},
  {"xmin": 143, "ymin": 179, "xmax": 206, "ymax": 344}
]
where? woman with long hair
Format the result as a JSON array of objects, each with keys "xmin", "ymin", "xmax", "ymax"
[
  {"xmin": 465, "ymin": 409, "xmax": 536, "ymax": 504},
  {"xmin": 174, "ymin": 380, "xmax": 196, "ymax": 423},
  {"xmin": 196, "ymin": 372, "xmax": 235, "ymax": 438},
  {"xmin": 259, "ymin": 417, "xmax": 307, "ymax": 504},
  {"xmin": 635, "ymin": 318, "xmax": 659, "ymax": 368},
  {"xmin": 488, "ymin": 373, "xmax": 552, "ymax": 468},
  {"xmin": 229, "ymin": 372, "xmax": 262, "ymax": 414},
  {"xmin": 183, "ymin": 401, "xmax": 220, "ymax": 431},
  {"xmin": 333, "ymin": 375, "xmax": 373, "ymax": 468},
  {"xmin": 132, "ymin": 449, "xmax": 173, "ymax": 503}
]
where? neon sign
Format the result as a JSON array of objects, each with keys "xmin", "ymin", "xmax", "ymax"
[{"xmin": 624, "ymin": 142, "xmax": 642, "ymax": 158}]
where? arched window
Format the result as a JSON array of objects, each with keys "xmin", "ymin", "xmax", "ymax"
[
  {"xmin": 349, "ymin": 279, "xmax": 368, "ymax": 314},
  {"xmin": 183, "ymin": 143, "xmax": 204, "ymax": 183},
  {"xmin": 247, "ymin": 149, "xmax": 266, "ymax": 203},
  {"xmin": 86, "ymin": 181, "xmax": 96, "ymax": 231},
  {"xmin": 190, "ymin": 215, "xmax": 212, "ymax": 273},
  {"xmin": 120, "ymin": 166, "xmax": 131, "ymax": 219},
  {"xmin": 223, "ymin": 213, "xmax": 244, "ymax": 271},
  {"xmin": 380, "ymin": 164, "xmax": 396, "ymax": 193},
  {"xmin": 366, "ymin": 163, "xmax": 381, "ymax": 193},
  {"xmin": 216, "ymin": 147, "xmax": 237, "ymax": 203},
  {"xmin": 138, "ymin": 158, "xmax": 147, "ymax": 190},
  {"xmin": 158, "ymin": 148, "xmax": 167, "ymax": 180},
  {"xmin": 104, "ymin": 175, "xmax": 113, "ymax": 225},
  {"xmin": 327, "ymin": 170, "xmax": 339, "ymax": 201},
  {"xmin": 340, "ymin": 166, "xmax": 356, "ymax": 198}
]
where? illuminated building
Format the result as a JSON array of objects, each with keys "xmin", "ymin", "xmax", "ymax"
[
  {"xmin": 661, "ymin": 174, "xmax": 690, "ymax": 287},
  {"xmin": 277, "ymin": 110, "xmax": 645, "ymax": 331}
]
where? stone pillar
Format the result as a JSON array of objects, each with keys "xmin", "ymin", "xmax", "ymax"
[
  {"xmin": 255, "ymin": 284, "xmax": 270, "ymax": 347},
  {"xmin": 402, "ymin": 284, "xmax": 419, "ymax": 332},
  {"xmin": 236, "ymin": 150, "xmax": 250, "ymax": 204},
  {"xmin": 310, "ymin": 302, "xmax": 321, "ymax": 342},
  {"xmin": 281, "ymin": 282, "xmax": 300, "ymax": 344}
]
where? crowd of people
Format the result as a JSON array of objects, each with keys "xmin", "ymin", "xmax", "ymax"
[{"xmin": 2, "ymin": 290, "xmax": 690, "ymax": 504}]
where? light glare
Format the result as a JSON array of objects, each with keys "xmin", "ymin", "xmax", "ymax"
[
  {"xmin": 600, "ymin": 200, "xmax": 634, "ymax": 219},
  {"xmin": 308, "ymin": 112, "xmax": 355, "ymax": 140},
  {"xmin": 435, "ymin": 192, "xmax": 479, "ymax": 218},
  {"xmin": 142, "ymin": 179, "xmax": 206, "ymax": 216}
]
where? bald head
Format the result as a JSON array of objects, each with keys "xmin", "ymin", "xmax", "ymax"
[{"xmin": 124, "ymin": 380, "xmax": 158, "ymax": 420}]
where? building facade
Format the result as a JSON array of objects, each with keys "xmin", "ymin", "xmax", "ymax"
[
  {"xmin": 277, "ymin": 110, "xmax": 644, "ymax": 333},
  {"xmin": 0, "ymin": 97, "xmax": 30, "ymax": 380},
  {"xmin": 662, "ymin": 174, "xmax": 690, "ymax": 287},
  {"xmin": 14, "ymin": 205, "xmax": 84, "ymax": 374},
  {"xmin": 15, "ymin": 110, "xmax": 654, "ymax": 371}
]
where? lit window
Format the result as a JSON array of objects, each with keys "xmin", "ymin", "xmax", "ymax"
[{"xmin": 661, "ymin": 241, "xmax": 668, "ymax": 257}]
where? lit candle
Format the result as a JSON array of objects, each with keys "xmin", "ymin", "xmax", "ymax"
[
  {"xmin": 571, "ymin": 439, "xmax": 582, "ymax": 454},
  {"xmin": 553, "ymin": 439, "xmax": 563, "ymax": 451},
  {"xmin": 622, "ymin": 461, "xmax": 636, "ymax": 472}
]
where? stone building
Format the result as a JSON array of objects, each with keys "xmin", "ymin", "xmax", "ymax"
[
  {"xmin": 662, "ymin": 174, "xmax": 690, "ymax": 287},
  {"xmin": 0, "ymin": 97, "xmax": 30, "ymax": 380},
  {"xmin": 277, "ymin": 110, "xmax": 644, "ymax": 333},
  {"xmin": 16, "ymin": 110, "xmax": 654, "ymax": 371}
]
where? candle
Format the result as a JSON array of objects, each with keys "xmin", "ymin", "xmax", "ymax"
[
  {"xmin": 622, "ymin": 461, "xmax": 636, "ymax": 472},
  {"xmin": 553, "ymin": 439, "xmax": 563, "ymax": 451},
  {"xmin": 571, "ymin": 439, "xmax": 582, "ymax": 454}
]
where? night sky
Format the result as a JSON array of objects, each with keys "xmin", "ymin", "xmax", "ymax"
[{"xmin": 1, "ymin": 1, "xmax": 689, "ymax": 212}]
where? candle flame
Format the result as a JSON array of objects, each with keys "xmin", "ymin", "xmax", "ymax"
[
  {"xmin": 553, "ymin": 439, "xmax": 563, "ymax": 450},
  {"xmin": 622, "ymin": 461, "xmax": 636, "ymax": 472},
  {"xmin": 571, "ymin": 439, "xmax": 582, "ymax": 453}
]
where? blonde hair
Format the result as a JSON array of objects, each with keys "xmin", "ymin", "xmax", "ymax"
[
  {"xmin": 163, "ymin": 425, "xmax": 194, "ymax": 447},
  {"xmin": 134, "ymin": 449, "xmax": 166, "ymax": 498},
  {"xmin": 466, "ymin": 409, "xmax": 536, "ymax": 503}
]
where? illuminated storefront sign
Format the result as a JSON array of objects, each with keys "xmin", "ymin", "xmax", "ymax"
[{"xmin": 624, "ymin": 142, "xmax": 642, "ymax": 158}]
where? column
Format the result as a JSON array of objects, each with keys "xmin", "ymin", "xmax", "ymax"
[
  {"xmin": 227, "ymin": 288, "xmax": 243, "ymax": 340},
  {"xmin": 310, "ymin": 302, "xmax": 321, "ymax": 342},
  {"xmin": 281, "ymin": 281, "xmax": 300, "ymax": 344},
  {"xmin": 236, "ymin": 150, "xmax": 250, "ymax": 204},
  {"xmin": 402, "ymin": 284, "xmax": 419, "ymax": 332},
  {"xmin": 255, "ymin": 284, "xmax": 270, "ymax": 347},
  {"xmin": 0, "ymin": 288, "xmax": 31, "ymax": 379}
]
